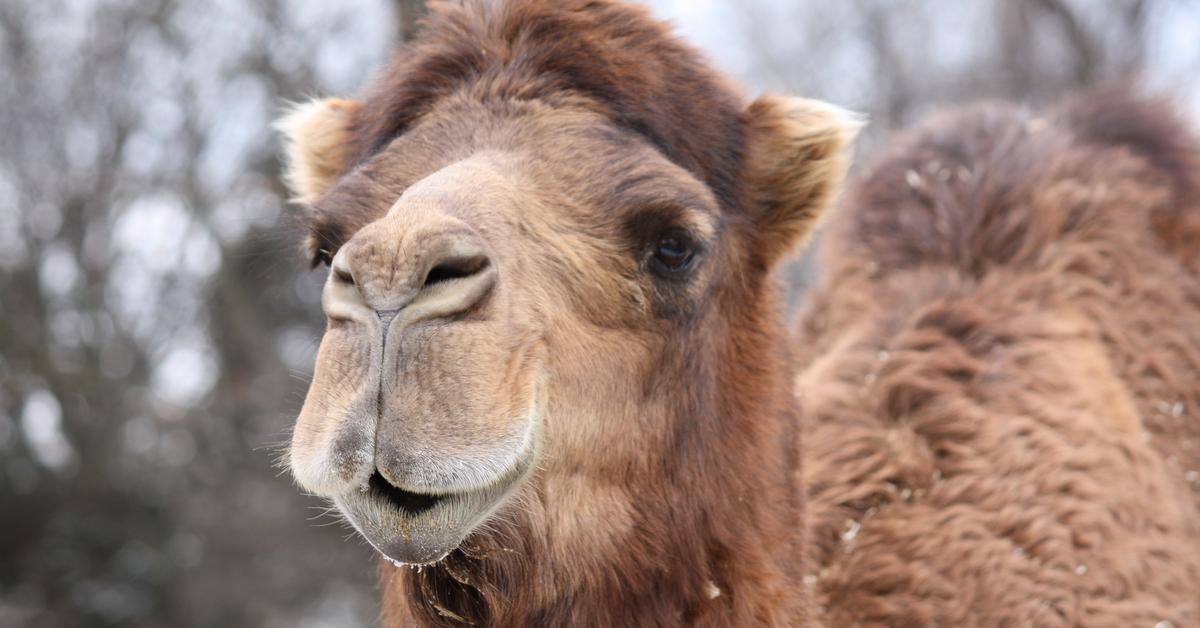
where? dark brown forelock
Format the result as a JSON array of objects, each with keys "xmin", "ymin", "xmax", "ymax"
[{"xmin": 344, "ymin": 0, "xmax": 748, "ymax": 212}]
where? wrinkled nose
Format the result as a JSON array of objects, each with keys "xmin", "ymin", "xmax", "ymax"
[{"xmin": 324, "ymin": 218, "xmax": 495, "ymax": 327}]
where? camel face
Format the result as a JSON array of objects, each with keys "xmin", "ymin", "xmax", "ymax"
[
  {"xmin": 277, "ymin": 3, "xmax": 858, "ymax": 602},
  {"xmin": 281, "ymin": 91, "xmax": 857, "ymax": 566},
  {"xmin": 286, "ymin": 101, "xmax": 738, "ymax": 564}
]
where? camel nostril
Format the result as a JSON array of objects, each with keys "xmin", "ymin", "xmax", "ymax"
[
  {"xmin": 333, "ymin": 267, "xmax": 356, "ymax": 286},
  {"xmin": 423, "ymin": 255, "xmax": 490, "ymax": 288}
]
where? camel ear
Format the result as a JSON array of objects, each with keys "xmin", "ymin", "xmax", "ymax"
[
  {"xmin": 275, "ymin": 98, "xmax": 360, "ymax": 204},
  {"xmin": 743, "ymin": 95, "xmax": 863, "ymax": 266}
]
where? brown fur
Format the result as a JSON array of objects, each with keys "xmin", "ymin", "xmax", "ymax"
[
  {"xmin": 276, "ymin": 0, "xmax": 1200, "ymax": 625},
  {"xmin": 798, "ymin": 90, "xmax": 1200, "ymax": 626}
]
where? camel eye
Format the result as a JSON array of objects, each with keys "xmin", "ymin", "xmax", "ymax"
[{"xmin": 650, "ymin": 229, "xmax": 696, "ymax": 275}]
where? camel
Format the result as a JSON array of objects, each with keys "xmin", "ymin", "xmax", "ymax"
[{"xmin": 276, "ymin": 0, "xmax": 1200, "ymax": 625}]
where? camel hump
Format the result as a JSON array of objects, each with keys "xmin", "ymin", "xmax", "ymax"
[
  {"xmin": 1056, "ymin": 84, "xmax": 1199, "ymax": 208},
  {"xmin": 829, "ymin": 86, "xmax": 1200, "ymax": 279},
  {"xmin": 1057, "ymin": 85, "xmax": 1200, "ymax": 268}
]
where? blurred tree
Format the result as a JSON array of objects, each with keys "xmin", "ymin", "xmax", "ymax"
[
  {"xmin": 723, "ymin": 0, "xmax": 1176, "ymax": 147},
  {"xmin": 0, "ymin": 1, "xmax": 419, "ymax": 625}
]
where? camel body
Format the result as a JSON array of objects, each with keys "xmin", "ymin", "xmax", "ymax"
[
  {"xmin": 799, "ymin": 93, "xmax": 1200, "ymax": 626},
  {"xmin": 276, "ymin": 1, "xmax": 1200, "ymax": 624}
]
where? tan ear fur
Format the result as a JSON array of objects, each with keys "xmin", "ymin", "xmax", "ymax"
[
  {"xmin": 743, "ymin": 95, "xmax": 863, "ymax": 265},
  {"xmin": 275, "ymin": 98, "xmax": 360, "ymax": 204}
]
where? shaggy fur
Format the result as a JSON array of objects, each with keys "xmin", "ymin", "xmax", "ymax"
[{"xmin": 798, "ymin": 87, "xmax": 1200, "ymax": 625}]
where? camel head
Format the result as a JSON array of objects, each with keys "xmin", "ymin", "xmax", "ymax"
[{"xmin": 277, "ymin": 0, "xmax": 859, "ymax": 569}]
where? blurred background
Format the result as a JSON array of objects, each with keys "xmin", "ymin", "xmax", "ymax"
[{"xmin": 1, "ymin": 0, "xmax": 1197, "ymax": 625}]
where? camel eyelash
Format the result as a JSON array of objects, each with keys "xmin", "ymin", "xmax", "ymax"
[{"xmin": 624, "ymin": 202, "xmax": 713, "ymax": 241}]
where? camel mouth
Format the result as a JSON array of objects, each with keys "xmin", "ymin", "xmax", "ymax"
[
  {"xmin": 367, "ymin": 471, "xmax": 446, "ymax": 517},
  {"xmin": 334, "ymin": 447, "xmax": 536, "ymax": 567}
]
